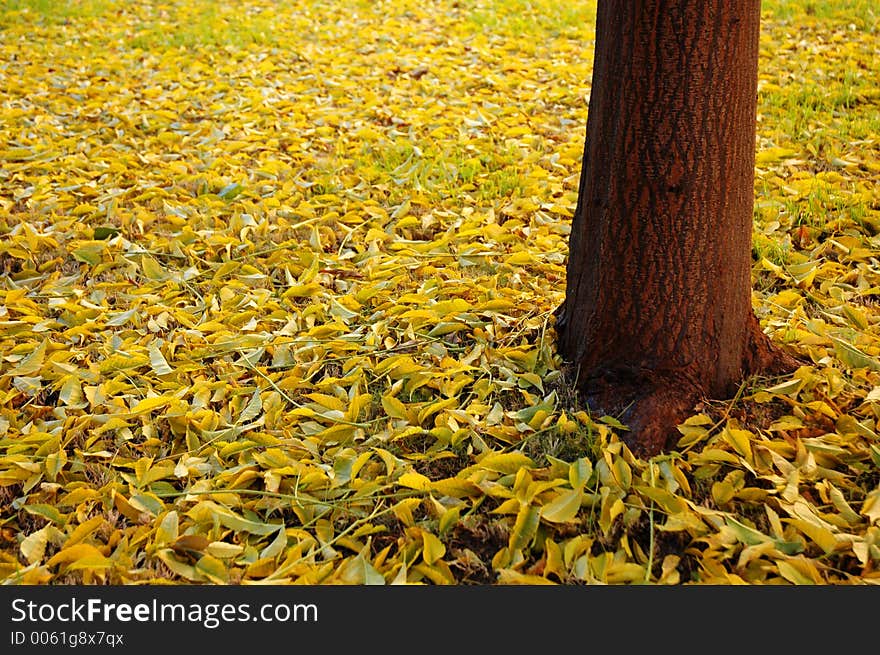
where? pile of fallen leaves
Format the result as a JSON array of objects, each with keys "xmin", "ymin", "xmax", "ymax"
[{"xmin": 1, "ymin": 0, "xmax": 878, "ymax": 585}]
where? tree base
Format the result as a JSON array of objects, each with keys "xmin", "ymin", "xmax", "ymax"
[
  {"xmin": 579, "ymin": 367, "xmax": 702, "ymax": 457},
  {"xmin": 568, "ymin": 315, "xmax": 799, "ymax": 458},
  {"xmin": 742, "ymin": 312, "xmax": 800, "ymax": 377}
]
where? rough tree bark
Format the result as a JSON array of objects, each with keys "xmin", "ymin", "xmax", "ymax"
[{"xmin": 555, "ymin": 0, "xmax": 796, "ymax": 457}]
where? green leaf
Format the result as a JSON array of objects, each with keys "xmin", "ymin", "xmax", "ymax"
[
  {"xmin": 155, "ymin": 511, "xmax": 179, "ymax": 547},
  {"xmin": 218, "ymin": 182, "xmax": 244, "ymax": 199},
  {"xmin": 23, "ymin": 503, "xmax": 67, "ymax": 525},
  {"xmin": 569, "ymin": 457, "xmax": 593, "ymax": 488},
  {"xmin": 72, "ymin": 241, "xmax": 105, "ymax": 265},
  {"xmin": 93, "ymin": 226, "xmax": 120, "ymax": 240},
  {"xmin": 189, "ymin": 500, "xmax": 283, "ymax": 535},
  {"xmin": 509, "ymin": 504, "xmax": 541, "ymax": 551},
  {"xmin": 831, "ymin": 337, "xmax": 880, "ymax": 371},
  {"xmin": 725, "ymin": 517, "xmax": 771, "ymax": 545},
  {"xmin": 599, "ymin": 415, "xmax": 629, "ymax": 430}
]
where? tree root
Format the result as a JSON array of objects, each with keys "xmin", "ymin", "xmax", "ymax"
[
  {"xmin": 581, "ymin": 368, "xmax": 702, "ymax": 458},
  {"xmin": 743, "ymin": 312, "xmax": 802, "ymax": 377},
  {"xmin": 577, "ymin": 318, "xmax": 800, "ymax": 459}
]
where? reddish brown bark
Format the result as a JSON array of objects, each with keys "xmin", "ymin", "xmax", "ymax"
[{"xmin": 556, "ymin": 0, "xmax": 796, "ymax": 457}]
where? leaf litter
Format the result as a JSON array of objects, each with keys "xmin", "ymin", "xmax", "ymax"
[{"xmin": 0, "ymin": 0, "xmax": 879, "ymax": 585}]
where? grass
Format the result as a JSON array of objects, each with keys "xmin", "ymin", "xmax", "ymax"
[
  {"xmin": 467, "ymin": 0, "xmax": 596, "ymax": 38},
  {"xmin": 0, "ymin": 0, "xmax": 111, "ymax": 23},
  {"xmin": 763, "ymin": 0, "xmax": 879, "ymax": 30}
]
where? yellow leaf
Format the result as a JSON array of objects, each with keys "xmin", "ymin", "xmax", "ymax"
[
  {"xmin": 427, "ymin": 321, "xmax": 468, "ymax": 337},
  {"xmin": 130, "ymin": 395, "xmax": 171, "ymax": 415},
  {"xmin": 20, "ymin": 526, "xmax": 51, "ymax": 565},
  {"xmin": 10, "ymin": 338, "xmax": 47, "ymax": 376},
  {"xmin": 777, "ymin": 559, "xmax": 819, "ymax": 585},
  {"xmin": 438, "ymin": 506, "xmax": 460, "ymax": 535},
  {"xmin": 860, "ymin": 489, "xmax": 880, "ymax": 525},
  {"xmin": 314, "ymin": 424, "xmax": 357, "ymax": 445},
  {"xmin": 65, "ymin": 555, "xmax": 114, "ymax": 571},
  {"xmin": 832, "ymin": 337, "xmax": 880, "ymax": 371},
  {"xmin": 635, "ymin": 486, "xmax": 686, "ymax": 515},
  {"xmin": 496, "ymin": 570, "xmax": 556, "ymax": 584},
  {"xmin": 186, "ymin": 500, "xmax": 281, "ymax": 535},
  {"xmin": 306, "ymin": 392, "xmax": 347, "ymax": 412},
  {"xmin": 148, "ymin": 342, "xmax": 174, "ymax": 375},
  {"xmin": 392, "ymin": 498, "xmax": 422, "ymax": 526},
  {"xmin": 541, "ymin": 487, "xmax": 584, "ymax": 523},
  {"xmin": 477, "ymin": 452, "xmax": 534, "ymax": 474},
  {"xmin": 491, "ymin": 498, "xmax": 522, "ymax": 515},
  {"xmin": 140, "ymin": 255, "xmax": 169, "ymax": 281},
  {"xmin": 72, "ymin": 241, "xmax": 105, "ymax": 265},
  {"xmin": 114, "ymin": 492, "xmax": 144, "ymax": 522},
  {"xmin": 399, "ymin": 471, "xmax": 432, "ymax": 491},
  {"xmin": 65, "ymin": 516, "xmax": 104, "ymax": 547},
  {"xmin": 46, "ymin": 543, "xmax": 110, "ymax": 568},
  {"xmin": 338, "ymin": 552, "xmax": 385, "ymax": 585},
  {"xmin": 381, "ymin": 394, "xmax": 410, "ymax": 420},
  {"xmin": 59, "ymin": 375, "xmax": 84, "ymax": 406},
  {"xmin": 45, "ymin": 449, "xmax": 67, "ymax": 481},
  {"xmin": 599, "ymin": 493, "xmax": 625, "ymax": 535},
  {"xmin": 206, "ymin": 542, "xmax": 246, "ymax": 559},
  {"xmin": 412, "ymin": 561, "xmax": 455, "ymax": 585},
  {"xmin": 283, "ymin": 283, "xmax": 322, "ymax": 298},
  {"xmin": 98, "ymin": 353, "xmax": 149, "ymax": 373},
  {"xmin": 723, "ymin": 427, "xmax": 754, "ymax": 461},
  {"xmin": 787, "ymin": 519, "xmax": 839, "ymax": 555},
  {"xmin": 421, "ymin": 531, "xmax": 446, "ymax": 564},
  {"xmin": 755, "ymin": 146, "xmax": 797, "ymax": 164},
  {"xmin": 611, "ymin": 456, "xmax": 632, "ymax": 491},
  {"xmin": 712, "ymin": 480, "xmax": 737, "ymax": 506},
  {"xmin": 605, "ymin": 562, "xmax": 647, "ymax": 584},
  {"xmin": 259, "ymin": 527, "xmax": 288, "ymax": 560},
  {"xmin": 568, "ymin": 458, "xmax": 592, "ymax": 488},
  {"xmin": 196, "ymin": 554, "xmax": 229, "ymax": 584},
  {"xmin": 156, "ymin": 549, "xmax": 204, "ymax": 582},
  {"xmin": 155, "ymin": 511, "xmax": 179, "ymax": 547},
  {"xmin": 509, "ymin": 504, "xmax": 541, "ymax": 551},
  {"xmin": 505, "ymin": 251, "xmax": 536, "ymax": 265},
  {"xmin": 430, "ymin": 477, "xmax": 482, "ymax": 498}
]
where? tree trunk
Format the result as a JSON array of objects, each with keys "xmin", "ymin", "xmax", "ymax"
[{"xmin": 555, "ymin": 0, "xmax": 795, "ymax": 457}]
